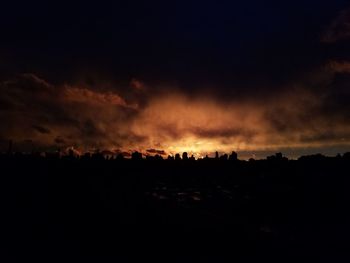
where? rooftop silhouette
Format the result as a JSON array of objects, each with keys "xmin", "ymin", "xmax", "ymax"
[{"xmin": 2, "ymin": 148, "xmax": 350, "ymax": 262}]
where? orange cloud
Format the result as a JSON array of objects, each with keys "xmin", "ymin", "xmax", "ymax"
[
  {"xmin": 328, "ymin": 61, "xmax": 350, "ymax": 73},
  {"xmin": 130, "ymin": 78, "xmax": 146, "ymax": 91},
  {"xmin": 0, "ymin": 73, "xmax": 349, "ymax": 157},
  {"xmin": 63, "ymin": 86, "xmax": 138, "ymax": 109}
]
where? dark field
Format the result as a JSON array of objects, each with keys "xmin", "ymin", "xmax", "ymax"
[{"xmin": 3, "ymin": 153, "xmax": 350, "ymax": 262}]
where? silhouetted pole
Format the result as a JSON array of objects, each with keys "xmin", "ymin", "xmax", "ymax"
[{"xmin": 215, "ymin": 151, "xmax": 219, "ymax": 159}]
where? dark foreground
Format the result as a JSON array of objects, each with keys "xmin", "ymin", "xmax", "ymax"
[{"xmin": 3, "ymin": 153, "xmax": 350, "ymax": 262}]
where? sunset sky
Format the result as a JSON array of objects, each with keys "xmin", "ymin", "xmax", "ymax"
[{"xmin": 1, "ymin": 1, "xmax": 350, "ymax": 158}]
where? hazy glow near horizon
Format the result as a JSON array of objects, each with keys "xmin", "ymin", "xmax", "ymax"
[{"xmin": 0, "ymin": 74, "xmax": 349, "ymax": 158}]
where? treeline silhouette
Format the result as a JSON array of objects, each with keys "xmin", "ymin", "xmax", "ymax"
[{"xmin": 2, "ymin": 150, "xmax": 350, "ymax": 262}]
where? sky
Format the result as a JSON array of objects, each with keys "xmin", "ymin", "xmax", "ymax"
[{"xmin": 1, "ymin": 0, "xmax": 350, "ymax": 158}]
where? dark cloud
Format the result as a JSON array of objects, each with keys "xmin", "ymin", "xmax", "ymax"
[
  {"xmin": 0, "ymin": 74, "xmax": 139, "ymax": 151},
  {"xmin": 322, "ymin": 8, "xmax": 350, "ymax": 43},
  {"xmin": 0, "ymin": 1, "xmax": 346, "ymax": 92},
  {"xmin": 299, "ymin": 131, "xmax": 350, "ymax": 144},
  {"xmin": 146, "ymin": 149, "xmax": 167, "ymax": 155},
  {"xmin": 54, "ymin": 137, "xmax": 66, "ymax": 145},
  {"xmin": 32, "ymin": 125, "xmax": 51, "ymax": 134}
]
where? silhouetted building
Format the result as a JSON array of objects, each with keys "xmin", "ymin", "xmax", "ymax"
[
  {"xmin": 298, "ymin": 153, "xmax": 325, "ymax": 162},
  {"xmin": 116, "ymin": 153, "xmax": 124, "ymax": 160},
  {"xmin": 81, "ymin": 152, "xmax": 92, "ymax": 161},
  {"xmin": 45, "ymin": 151, "xmax": 60, "ymax": 159},
  {"xmin": 229, "ymin": 151, "xmax": 238, "ymax": 161},
  {"xmin": 69, "ymin": 148, "xmax": 74, "ymax": 158},
  {"xmin": 182, "ymin": 152, "xmax": 188, "ymax": 160},
  {"xmin": 267, "ymin": 152, "xmax": 288, "ymax": 161},
  {"xmin": 92, "ymin": 152, "xmax": 105, "ymax": 161},
  {"xmin": 131, "ymin": 151, "xmax": 142, "ymax": 160},
  {"xmin": 220, "ymin": 154, "xmax": 228, "ymax": 161},
  {"xmin": 154, "ymin": 154, "xmax": 163, "ymax": 160}
]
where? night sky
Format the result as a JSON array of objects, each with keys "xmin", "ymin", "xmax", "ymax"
[{"xmin": 1, "ymin": 1, "xmax": 350, "ymax": 158}]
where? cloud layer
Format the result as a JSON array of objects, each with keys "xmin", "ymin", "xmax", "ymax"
[{"xmin": 0, "ymin": 70, "xmax": 349, "ymax": 158}]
